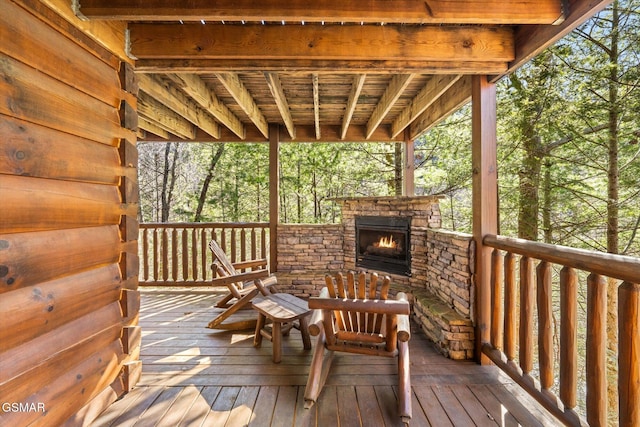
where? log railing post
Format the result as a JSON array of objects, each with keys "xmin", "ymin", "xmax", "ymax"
[
  {"xmin": 586, "ymin": 273, "xmax": 607, "ymax": 426},
  {"xmin": 490, "ymin": 249, "xmax": 504, "ymax": 350},
  {"xmin": 559, "ymin": 267, "xmax": 578, "ymax": 412},
  {"xmin": 618, "ymin": 281, "xmax": 639, "ymax": 427},
  {"xmin": 536, "ymin": 261, "xmax": 554, "ymax": 395},
  {"xmin": 503, "ymin": 252, "xmax": 517, "ymax": 367},
  {"xmin": 520, "ymin": 256, "xmax": 535, "ymax": 382}
]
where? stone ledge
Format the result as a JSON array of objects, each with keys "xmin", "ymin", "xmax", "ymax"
[{"xmin": 410, "ymin": 288, "xmax": 474, "ymax": 360}]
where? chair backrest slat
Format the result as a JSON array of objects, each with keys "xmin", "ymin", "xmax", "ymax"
[
  {"xmin": 315, "ymin": 271, "xmax": 406, "ymax": 357},
  {"xmin": 209, "ymin": 240, "xmax": 238, "ymax": 276}
]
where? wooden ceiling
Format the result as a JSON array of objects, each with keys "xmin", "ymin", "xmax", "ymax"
[{"xmin": 75, "ymin": 0, "xmax": 612, "ymax": 143}]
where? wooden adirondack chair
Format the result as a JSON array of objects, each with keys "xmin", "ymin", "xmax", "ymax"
[
  {"xmin": 207, "ymin": 239, "xmax": 277, "ymax": 330},
  {"xmin": 304, "ymin": 271, "xmax": 412, "ymax": 425}
]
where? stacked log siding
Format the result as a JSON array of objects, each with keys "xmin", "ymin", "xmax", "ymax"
[{"xmin": 0, "ymin": 1, "xmax": 140, "ymax": 426}]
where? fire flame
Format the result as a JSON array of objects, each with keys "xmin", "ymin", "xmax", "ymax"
[{"xmin": 376, "ymin": 235, "xmax": 397, "ymax": 249}]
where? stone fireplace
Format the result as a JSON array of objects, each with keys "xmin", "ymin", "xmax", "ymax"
[
  {"xmin": 277, "ymin": 195, "xmax": 476, "ymax": 359},
  {"xmin": 339, "ymin": 196, "xmax": 442, "ymax": 286}
]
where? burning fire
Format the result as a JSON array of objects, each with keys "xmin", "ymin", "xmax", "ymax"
[{"xmin": 375, "ymin": 235, "xmax": 397, "ymax": 249}]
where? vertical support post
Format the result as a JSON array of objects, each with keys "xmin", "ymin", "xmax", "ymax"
[
  {"xmin": 471, "ymin": 75, "xmax": 498, "ymax": 364},
  {"xmin": 269, "ymin": 124, "xmax": 279, "ymax": 272},
  {"xmin": 404, "ymin": 130, "xmax": 415, "ymax": 196}
]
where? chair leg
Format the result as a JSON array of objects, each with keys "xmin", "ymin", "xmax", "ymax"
[
  {"xmin": 207, "ymin": 288, "xmax": 259, "ymax": 329},
  {"xmin": 304, "ymin": 329, "xmax": 334, "ymax": 408},
  {"xmin": 215, "ymin": 292, "xmax": 235, "ymax": 308},
  {"xmin": 397, "ymin": 340, "xmax": 412, "ymax": 424},
  {"xmin": 254, "ymin": 313, "xmax": 266, "ymax": 347}
]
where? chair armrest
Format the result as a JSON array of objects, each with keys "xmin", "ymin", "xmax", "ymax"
[
  {"xmin": 209, "ymin": 269, "xmax": 269, "ymax": 287},
  {"xmin": 232, "ymin": 259, "xmax": 268, "ymax": 270},
  {"xmin": 396, "ymin": 292, "xmax": 411, "ymax": 342},
  {"xmin": 255, "ymin": 275, "xmax": 278, "ymax": 295},
  {"xmin": 309, "ymin": 296, "xmax": 409, "ymax": 315}
]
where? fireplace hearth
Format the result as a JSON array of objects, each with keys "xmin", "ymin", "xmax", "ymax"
[{"xmin": 356, "ymin": 216, "xmax": 411, "ymax": 276}]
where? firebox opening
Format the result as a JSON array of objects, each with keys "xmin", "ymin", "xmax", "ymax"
[{"xmin": 355, "ymin": 216, "xmax": 411, "ymax": 276}]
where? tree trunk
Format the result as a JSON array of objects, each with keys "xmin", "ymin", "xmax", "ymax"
[
  {"xmin": 194, "ymin": 144, "xmax": 225, "ymax": 222},
  {"xmin": 160, "ymin": 142, "xmax": 179, "ymax": 223},
  {"xmin": 542, "ymin": 162, "xmax": 553, "ymax": 243},
  {"xmin": 517, "ymin": 134, "xmax": 543, "ymax": 241},
  {"xmin": 394, "ymin": 142, "xmax": 403, "ymax": 196},
  {"xmin": 606, "ymin": 3, "xmax": 620, "ymax": 419}
]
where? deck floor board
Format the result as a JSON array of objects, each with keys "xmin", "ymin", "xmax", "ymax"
[{"xmin": 90, "ymin": 290, "xmax": 560, "ymax": 426}]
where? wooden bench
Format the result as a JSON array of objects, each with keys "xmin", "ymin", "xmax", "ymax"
[{"xmin": 252, "ymin": 293, "xmax": 312, "ymax": 363}]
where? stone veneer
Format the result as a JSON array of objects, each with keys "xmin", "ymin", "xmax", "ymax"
[
  {"xmin": 276, "ymin": 224, "xmax": 344, "ymax": 298},
  {"xmin": 275, "ymin": 196, "xmax": 476, "ymax": 359}
]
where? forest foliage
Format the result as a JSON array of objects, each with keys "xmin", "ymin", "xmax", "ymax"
[{"xmin": 138, "ymin": 0, "xmax": 639, "ymax": 257}]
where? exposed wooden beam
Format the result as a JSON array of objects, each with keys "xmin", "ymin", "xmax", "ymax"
[
  {"xmin": 312, "ymin": 73, "xmax": 320, "ymax": 140},
  {"xmin": 137, "ymin": 93, "xmax": 196, "ymax": 140},
  {"xmin": 391, "ymin": 74, "xmax": 462, "ymax": 138},
  {"xmin": 40, "ymin": 0, "xmax": 130, "ymax": 62},
  {"xmin": 366, "ymin": 74, "xmax": 415, "ymax": 139},
  {"xmin": 216, "ymin": 73, "xmax": 269, "ymax": 139},
  {"xmin": 165, "ymin": 73, "xmax": 245, "ymax": 139},
  {"xmin": 142, "ymin": 124, "xmax": 406, "ymax": 143},
  {"xmin": 341, "ymin": 74, "xmax": 366, "ymax": 140},
  {"xmin": 409, "ymin": 76, "xmax": 472, "ymax": 139},
  {"xmin": 77, "ymin": 0, "xmax": 566, "ymax": 25},
  {"xmin": 138, "ymin": 117, "xmax": 169, "ymax": 139},
  {"xmin": 264, "ymin": 72, "xmax": 296, "ymax": 140},
  {"xmin": 137, "ymin": 73, "xmax": 220, "ymax": 138},
  {"xmin": 135, "ymin": 59, "xmax": 510, "ymax": 74},
  {"xmin": 494, "ymin": 0, "xmax": 613, "ymax": 82},
  {"xmin": 128, "ymin": 24, "xmax": 515, "ymax": 63}
]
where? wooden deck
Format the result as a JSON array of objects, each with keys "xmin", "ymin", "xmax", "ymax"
[{"xmin": 91, "ymin": 289, "xmax": 560, "ymax": 427}]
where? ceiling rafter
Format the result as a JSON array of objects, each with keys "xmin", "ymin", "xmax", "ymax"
[
  {"xmin": 341, "ymin": 74, "xmax": 366, "ymax": 140},
  {"xmin": 391, "ymin": 74, "xmax": 462, "ymax": 138},
  {"xmin": 138, "ymin": 117, "xmax": 169, "ymax": 140},
  {"xmin": 165, "ymin": 73, "xmax": 245, "ymax": 139},
  {"xmin": 70, "ymin": 0, "xmax": 611, "ymax": 144},
  {"xmin": 76, "ymin": 0, "xmax": 566, "ymax": 25},
  {"xmin": 128, "ymin": 24, "xmax": 515, "ymax": 63},
  {"xmin": 409, "ymin": 76, "xmax": 472, "ymax": 139},
  {"xmin": 264, "ymin": 72, "xmax": 296, "ymax": 140},
  {"xmin": 137, "ymin": 73, "xmax": 220, "ymax": 138},
  {"xmin": 366, "ymin": 74, "xmax": 415, "ymax": 139},
  {"xmin": 215, "ymin": 73, "xmax": 270, "ymax": 139},
  {"xmin": 138, "ymin": 92, "xmax": 197, "ymax": 140},
  {"xmin": 312, "ymin": 73, "xmax": 320, "ymax": 140}
]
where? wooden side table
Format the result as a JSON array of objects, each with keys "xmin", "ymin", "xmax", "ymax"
[{"xmin": 252, "ymin": 293, "xmax": 312, "ymax": 363}]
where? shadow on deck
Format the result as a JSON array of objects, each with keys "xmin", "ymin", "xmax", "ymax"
[{"xmin": 91, "ymin": 289, "xmax": 559, "ymax": 426}]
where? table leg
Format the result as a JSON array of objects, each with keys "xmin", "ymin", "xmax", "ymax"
[{"xmin": 272, "ymin": 321, "xmax": 282, "ymax": 363}]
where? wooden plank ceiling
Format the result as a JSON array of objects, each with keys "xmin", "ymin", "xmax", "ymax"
[{"xmin": 75, "ymin": 0, "xmax": 611, "ymax": 143}]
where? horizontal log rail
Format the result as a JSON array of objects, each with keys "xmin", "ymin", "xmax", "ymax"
[
  {"xmin": 482, "ymin": 234, "xmax": 639, "ymax": 426},
  {"xmin": 138, "ymin": 222, "xmax": 269, "ymax": 286}
]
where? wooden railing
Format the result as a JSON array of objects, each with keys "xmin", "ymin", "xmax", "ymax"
[
  {"xmin": 482, "ymin": 235, "xmax": 639, "ymax": 426},
  {"xmin": 138, "ymin": 222, "xmax": 269, "ymax": 286}
]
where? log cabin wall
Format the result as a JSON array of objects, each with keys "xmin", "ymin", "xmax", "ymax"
[{"xmin": 0, "ymin": 1, "xmax": 140, "ymax": 425}]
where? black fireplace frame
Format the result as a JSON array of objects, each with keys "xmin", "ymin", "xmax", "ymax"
[{"xmin": 355, "ymin": 215, "xmax": 411, "ymax": 276}]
